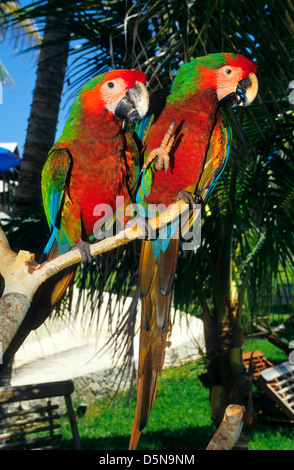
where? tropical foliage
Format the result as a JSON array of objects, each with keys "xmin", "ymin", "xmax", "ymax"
[
  {"xmin": 0, "ymin": 0, "xmax": 40, "ymax": 84},
  {"xmin": 1, "ymin": 0, "xmax": 294, "ymax": 438}
]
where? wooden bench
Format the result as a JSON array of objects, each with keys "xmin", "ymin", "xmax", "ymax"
[
  {"xmin": 257, "ymin": 361, "xmax": 294, "ymax": 421},
  {"xmin": 242, "ymin": 350, "xmax": 273, "ymax": 379},
  {"xmin": 0, "ymin": 380, "xmax": 81, "ymax": 450}
]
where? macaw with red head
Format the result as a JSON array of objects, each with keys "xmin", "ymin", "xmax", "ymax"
[
  {"xmin": 0, "ymin": 69, "xmax": 149, "ymax": 370},
  {"xmin": 42, "ymin": 69, "xmax": 149, "ymax": 261},
  {"xmin": 130, "ymin": 53, "xmax": 258, "ymax": 449}
]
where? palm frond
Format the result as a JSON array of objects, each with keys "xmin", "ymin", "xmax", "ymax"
[
  {"xmin": 0, "ymin": 0, "xmax": 41, "ymax": 46},
  {"xmin": 3, "ymin": 0, "xmax": 294, "ymax": 384}
]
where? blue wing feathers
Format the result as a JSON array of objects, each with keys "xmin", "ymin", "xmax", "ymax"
[{"xmin": 203, "ymin": 126, "xmax": 231, "ymax": 203}]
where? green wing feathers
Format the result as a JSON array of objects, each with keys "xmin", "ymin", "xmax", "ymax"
[
  {"xmin": 181, "ymin": 110, "xmax": 232, "ymax": 238},
  {"xmin": 197, "ymin": 109, "xmax": 231, "ymax": 201},
  {"xmin": 41, "ymin": 146, "xmax": 72, "ymax": 231}
]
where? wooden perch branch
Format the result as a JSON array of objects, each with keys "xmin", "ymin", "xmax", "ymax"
[
  {"xmin": 206, "ymin": 405, "xmax": 245, "ymax": 450},
  {"xmin": 0, "ymin": 199, "xmax": 193, "ymax": 358}
]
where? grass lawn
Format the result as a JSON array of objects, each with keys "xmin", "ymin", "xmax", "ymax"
[{"xmin": 59, "ymin": 336, "xmax": 294, "ymax": 451}]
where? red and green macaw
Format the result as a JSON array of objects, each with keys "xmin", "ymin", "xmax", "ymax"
[
  {"xmin": 129, "ymin": 53, "xmax": 258, "ymax": 449},
  {"xmin": 0, "ymin": 69, "xmax": 149, "ymax": 371},
  {"xmin": 39, "ymin": 68, "xmax": 150, "ymax": 309},
  {"xmin": 42, "ymin": 69, "xmax": 149, "ymax": 261}
]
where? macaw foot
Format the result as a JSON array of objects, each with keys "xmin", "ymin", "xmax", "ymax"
[
  {"xmin": 126, "ymin": 216, "xmax": 156, "ymax": 240},
  {"xmin": 73, "ymin": 240, "xmax": 92, "ymax": 266},
  {"xmin": 177, "ymin": 190, "xmax": 202, "ymax": 208},
  {"xmin": 142, "ymin": 120, "xmax": 175, "ymax": 173}
]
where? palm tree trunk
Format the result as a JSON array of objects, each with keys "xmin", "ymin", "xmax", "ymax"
[
  {"xmin": 2, "ymin": 4, "xmax": 70, "ymax": 386},
  {"xmin": 13, "ymin": 11, "xmax": 70, "ymax": 216},
  {"xmin": 203, "ymin": 160, "xmax": 254, "ymax": 447}
]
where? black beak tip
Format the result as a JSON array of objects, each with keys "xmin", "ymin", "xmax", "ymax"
[
  {"xmin": 114, "ymin": 97, "xmax": 135, "ymax": 119},
  {"xmin": 219, "ymin": 92, "xmax": 243, "ymax": 108}
]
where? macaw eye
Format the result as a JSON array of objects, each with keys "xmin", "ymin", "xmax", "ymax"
[
  {"xmin": 225, "ymin": 68, "xmax": 232, "ymax": 75},
  {"xmin": 107, "ymin": 81, "xmax": 115, "ymax": 88}
]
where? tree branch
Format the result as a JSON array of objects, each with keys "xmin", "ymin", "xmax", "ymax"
[
  {"xmin": 0, "ymin": 199, "xmax": 192, "ymax": 357},
  {"xmin": 206, "ymin": 404, "xmax": 245, "ymax": 450},
  {"xmin": 268, "ymin": 334, "xmax": 289, "ymax": 356}
]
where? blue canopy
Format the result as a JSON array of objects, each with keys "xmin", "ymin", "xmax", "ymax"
[{"xmin": 0, "ymin": 146, "xmax": 21, "ymax": 172}]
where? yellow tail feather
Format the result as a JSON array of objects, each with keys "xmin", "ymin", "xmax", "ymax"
[{"xmin": 129, "ymin": 237, "xmax": 179, "ymax": 449}]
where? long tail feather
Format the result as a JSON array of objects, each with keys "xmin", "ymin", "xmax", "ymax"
[{"xmin": 129, "ymin": 236, "xmax": 179, "ymax": 449}]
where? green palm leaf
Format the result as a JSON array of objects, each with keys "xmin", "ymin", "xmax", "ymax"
[{"xmin": 3, "ymin": 0, "xmax": 294, "ymax": 404}]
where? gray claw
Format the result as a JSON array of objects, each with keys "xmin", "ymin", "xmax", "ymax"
[
  {"xmin": 177, "ymin": 190, "xmax": 202, "ymax": 208},
  {"xmin": 73, "ymin": 240, "xmax": 92, "ymax": 266}
]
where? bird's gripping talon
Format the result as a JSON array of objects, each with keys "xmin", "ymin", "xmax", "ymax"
[
  {"xmin": 142, "ymin": 120, "xmax": 175, "ymax": 174},
  {"xmin": 177, "ymin": 190, "xmax": 202, "ymax": 209},
  {"xmin": 126, "ymin": 216, "xmax": 156, "ymax": 240},
  {"xmin": 72, "ymin": 240, "xmax": 92, "ymax": 266}
]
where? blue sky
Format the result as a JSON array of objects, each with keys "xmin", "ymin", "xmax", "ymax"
[{"xmin": 0, "ymin": 37, "xmax": 71, "ymax": 157}]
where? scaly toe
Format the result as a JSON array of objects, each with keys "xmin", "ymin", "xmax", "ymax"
[
  {"xmin": 73, "ymin": 240, "xmax": 92, "ymax": 266},
  {"xmin": 126, "ymin": 216, "xmax": 156, "ymax": 240},
  {"xmin": 177, "ymin": 190, "xmax": 202, "ymax": 208},
  {"xmin": 154, "ymin": 152, "xmax": 170, "ymax": 173}
]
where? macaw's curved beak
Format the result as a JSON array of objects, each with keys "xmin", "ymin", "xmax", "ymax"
[
  {"xmin": 115, "ymin": 81, "xmax": 149, "ymax": 120},
  {"xmin": 220, "ymin": 72, "xmax": 258, "ymax": 108}
]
